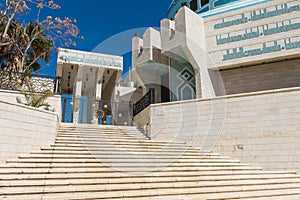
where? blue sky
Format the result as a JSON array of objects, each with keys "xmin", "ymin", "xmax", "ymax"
[{"xmin": 40, "ymin": 0, "xmax": 172, "ymax": 76}]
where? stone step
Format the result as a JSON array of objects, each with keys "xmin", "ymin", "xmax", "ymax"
[
  {"xmin": 0, "ymin": 167, "xmax": 269, "ymax": 178},
  {"xmin": 54, "ymin": 139, "xmax": 191, "ymax": 148},
  {"xmin": 2, "ymin": 182, "xmax": 300, "ymax": 199},
  {"xmin": 52, "ymin": 142, "xmax": 191, "ymax": 149},
  {"xmin": 227, "ymin": 194, "xmax": 300, "ymax": 200},
  {"xmin": 58, "ymin": 131, "xmax": 143, "ymax": 136},
  {"xmin": 49, "ymin": 144, "xmax": 201, "ymax": 152},
  {"xmin": 14, "ymin": 156, "xmax": 242, "ymax": 165},
  {"xmin": 2, "ymin": 174, "xmax": 300, "ymax": 187},
  {"xmin": 38, "ymin": 147, "xmax": 218, "ymax": 156},
  {"xmin": 1, "ymin": 124, "xmax": 299, "ymax": 199},
  {"xmin": 21, "ymin": 154, "xmax": 229, "ymax": 160},
  {"xmin": 2, "ymin": 178, "xmax": 300, "ymax": 196},
  {"xmin": 1, "ymin": 168, "xmax": 299, "ymax": 183},
  {"xmin": 40, "ymin": 147, "xmax": 204, "ymax": 155},
  {"xmin": 113, "ymin": 190, "xmax": 300, "ymax": 200},
  {"xmin": 56, "ymin": 134, "xmax": 146, "ymax": 140},
  {"xmin": 204, "ymin": 188, "xmax": 300, "ymax": 200},
  {"xmin": 55, "ymin": 138, "xmax": 188, "ymax": 146},
  {"xmin": 0, "ymin": 166, "xmax": 277, "ymax": 176},
  {"xmin": 5, "ymin": 159, "xmax": 250, "ymax": 167},
  {"xmin": 30, "ymin": 150, "xmax": 224, "ymax": 158}
]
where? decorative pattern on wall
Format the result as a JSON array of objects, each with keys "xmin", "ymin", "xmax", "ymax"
[
  {"xmin": 0, "ymin": 70, "xmax": 61, "ymax": 93},
  {"xmin": 176, "ymin": 68, "xmax": 196, "ymax": 100}
]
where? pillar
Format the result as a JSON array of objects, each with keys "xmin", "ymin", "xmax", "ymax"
[
  {"xmin": 92, "ymin": 68, "xmax": 104, "ymax": 124},
  {"xmin": 73, "ymin": 66, "xmax": 84, "ymax": 124}
]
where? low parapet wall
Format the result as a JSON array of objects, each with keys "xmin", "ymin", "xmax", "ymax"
[
  {"xmin": 0, "ymin": 100, "xmax": 59, "ymax": 164},
  {"xmin": 133, "ymin": 107, "xmax": 151, "ymax": 138},
  {"xmin": 0, "ymin": 89, "xmax": 62, "ymax": 119},
  {"xmin": 138, "ymin": 87, "xmax": 300, "ymax": 173}
]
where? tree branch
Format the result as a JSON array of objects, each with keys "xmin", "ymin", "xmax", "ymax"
[
  {"xmin": 3, "ymin": 1, "xmax": 21, "ymax": 38},
  {"xmin": 21, "ymin": 25, "xmax": 43, "ymax": 72},
  {"xmin": 0, "ymin": 41, "xmax": 14, "ymax": 47}
]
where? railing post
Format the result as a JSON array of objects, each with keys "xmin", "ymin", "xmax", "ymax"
[
  {"xmin": 149, "ymin": 88, "xmax": 155, "ymax": 104},
  {"xmin": 130, "ymin": 102, "xmax": 134, "ymax": 126},
  {"xmin": 54, "ymin": 77, "xmax": 58, "ymax": 93},
  {"xmin": 54, "ymin": 77, "xmax": 61, "ymax": 94}
]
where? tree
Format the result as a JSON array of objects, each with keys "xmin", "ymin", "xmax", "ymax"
[
  {"xmin": 0, "ymin": 0, "xmax": 82, "ymax": 108},
  {"xmin": 0, "ymin": 0, "xmax": 82, "ymax": 73},
  {"xmin": 18, "ymin": 76, "xmax": 54, "ymax": 108}
]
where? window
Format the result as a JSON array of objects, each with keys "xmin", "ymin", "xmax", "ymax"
[
  {"xmin": 190, "ymin": 0, "xmax": 198, "ymax": 11},
  {"xmin": 181, "ymin": 2, "xmax": 188, "ymax": 7},
  {"xmin": 201, "ymin": 0, "xmax": 209, "ymax": 7}
]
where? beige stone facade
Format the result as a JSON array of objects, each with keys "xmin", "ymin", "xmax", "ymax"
[
  {"xmin": 132, "ymin": 0, "xmax": 300, "ymax": 100},
  {"xmin": 0, "ymin": 100, "xmax": 59, "ymax": 164},
  {"xmin": 219, "ymin": 58, "xmax": 300, "ymax": 95},
  {"xmin": 132, "ymin": 0, "xmax": 300, "ymax": 173},
  {"xmin": 134, "ymin": 87, "xmax": 300, "ymax": 173}
]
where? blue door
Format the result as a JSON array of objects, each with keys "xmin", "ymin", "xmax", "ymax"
[{"xmin": 61, "ymin": 94, "xmax": 73, "ymax": 123}]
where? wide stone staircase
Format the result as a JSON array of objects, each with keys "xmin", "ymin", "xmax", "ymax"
[{"xmin": 1, "ymin": 124, "xmax": 300, "ymax": 199}]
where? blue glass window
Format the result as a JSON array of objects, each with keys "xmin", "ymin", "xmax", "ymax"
[
  {"xmin": 214, "ymin": 0, "xmax": 237, "ymax": 8},
  {"xmin": 190, "ymin": 0, "xmax": 198, "ymax": 11},
  {"xmin": 201, "ymin": 0, "xmax": 209, "ymax": 7}
]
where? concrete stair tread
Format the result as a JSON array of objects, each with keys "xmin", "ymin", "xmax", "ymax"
[
  {"xmin": 1, "ymin": 170, "xmax": 296, "ymax": 181},
  {"xmin": 0, "ymin": 167, "xmax": 292, "ymax": 179},
  {"xmin": 2, "ymin": 174, "xmax": 300, "ymax": 187},
  {"xmin": 226, "ymin": 194, "xmax": 300, "ymax": 200},
  {"xmin": 114, "ymin": 191, "xmax": 300, "ymax": 200},
  {"xmin": 52, "ymin": 139, "xmax": 193, "ymax": 145},
  {"xmin": 1, "ymin": 124, "xmax": 299, "ymax": 199},
  {"xmin": 39, "ymin": 147, "xmax": 209, "ymax": 155},
  {"xmin": 54, "ymin": 139, "xmax": 190, "ymax": 146},
  {"xmin": 16, "ymin": 155, "xmax": 241, "ymax": 163},
  {"xmin": 48, "ymin": 146, "xmax": 202, "ymax": 152},
  {"xmin": 29, "ymin": 151, "xmax": 225, "ymax": 158},
  {"xmin": 20, "ymin": 155, "xmax": 231, "ymax": 161},
  {"xmin": 53, "ymin": 142, "xmax": 195, "ymax": 149},
  {"xmin": 2, "ymin": 180, "xmax": 300, "ymax": 195},
  {"xmin": 6, "ymin": 158, "xmax": 251, "ymax": 166},
  {"xmin": 2, "ymin": 184, "xmax": 300, "ymax": 200}
]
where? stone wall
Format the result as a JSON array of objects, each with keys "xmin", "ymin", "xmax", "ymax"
[
  {"xmin": 220, "ymin": 58, "xmax": 300, "ymax": 95},
  {"xmin": 133, "ymin": 107, "xmax": 151, "ymax": 138},
  {"xmin": 145, "ymin": 87, "xmax": 300, "ymax": 173},
  {"xmin": 0, "ymin": 100, "xmax": 59, "ymax": 163},
  {"xmin": 0, "ymin": 89, "xmax": 62, "ymax": 119}
]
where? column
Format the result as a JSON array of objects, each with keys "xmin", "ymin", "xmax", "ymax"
[
  {"xmin": 92, "ymin": 68, "xmax": 104, "ymax": 124},
  {"xmin": 73, "ymin": 66, "xmax": 84, "ymax": 124}
]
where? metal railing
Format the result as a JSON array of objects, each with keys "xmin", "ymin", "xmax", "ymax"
[
  {"xmin": 93, "ymin": 100, "xmax": 133, "ymax": 126},
  {"xmin": 133, "ymin": 88, "xmax": 155, "ymax": 116},
  {"xmin": 0, "ymin": 70, "xmax": 61, "ymax": 93}
]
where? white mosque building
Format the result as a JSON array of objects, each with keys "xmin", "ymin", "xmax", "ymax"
[{"xmin": 0, "ymin": 0, "xmax": 300, "ymax": 199}]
